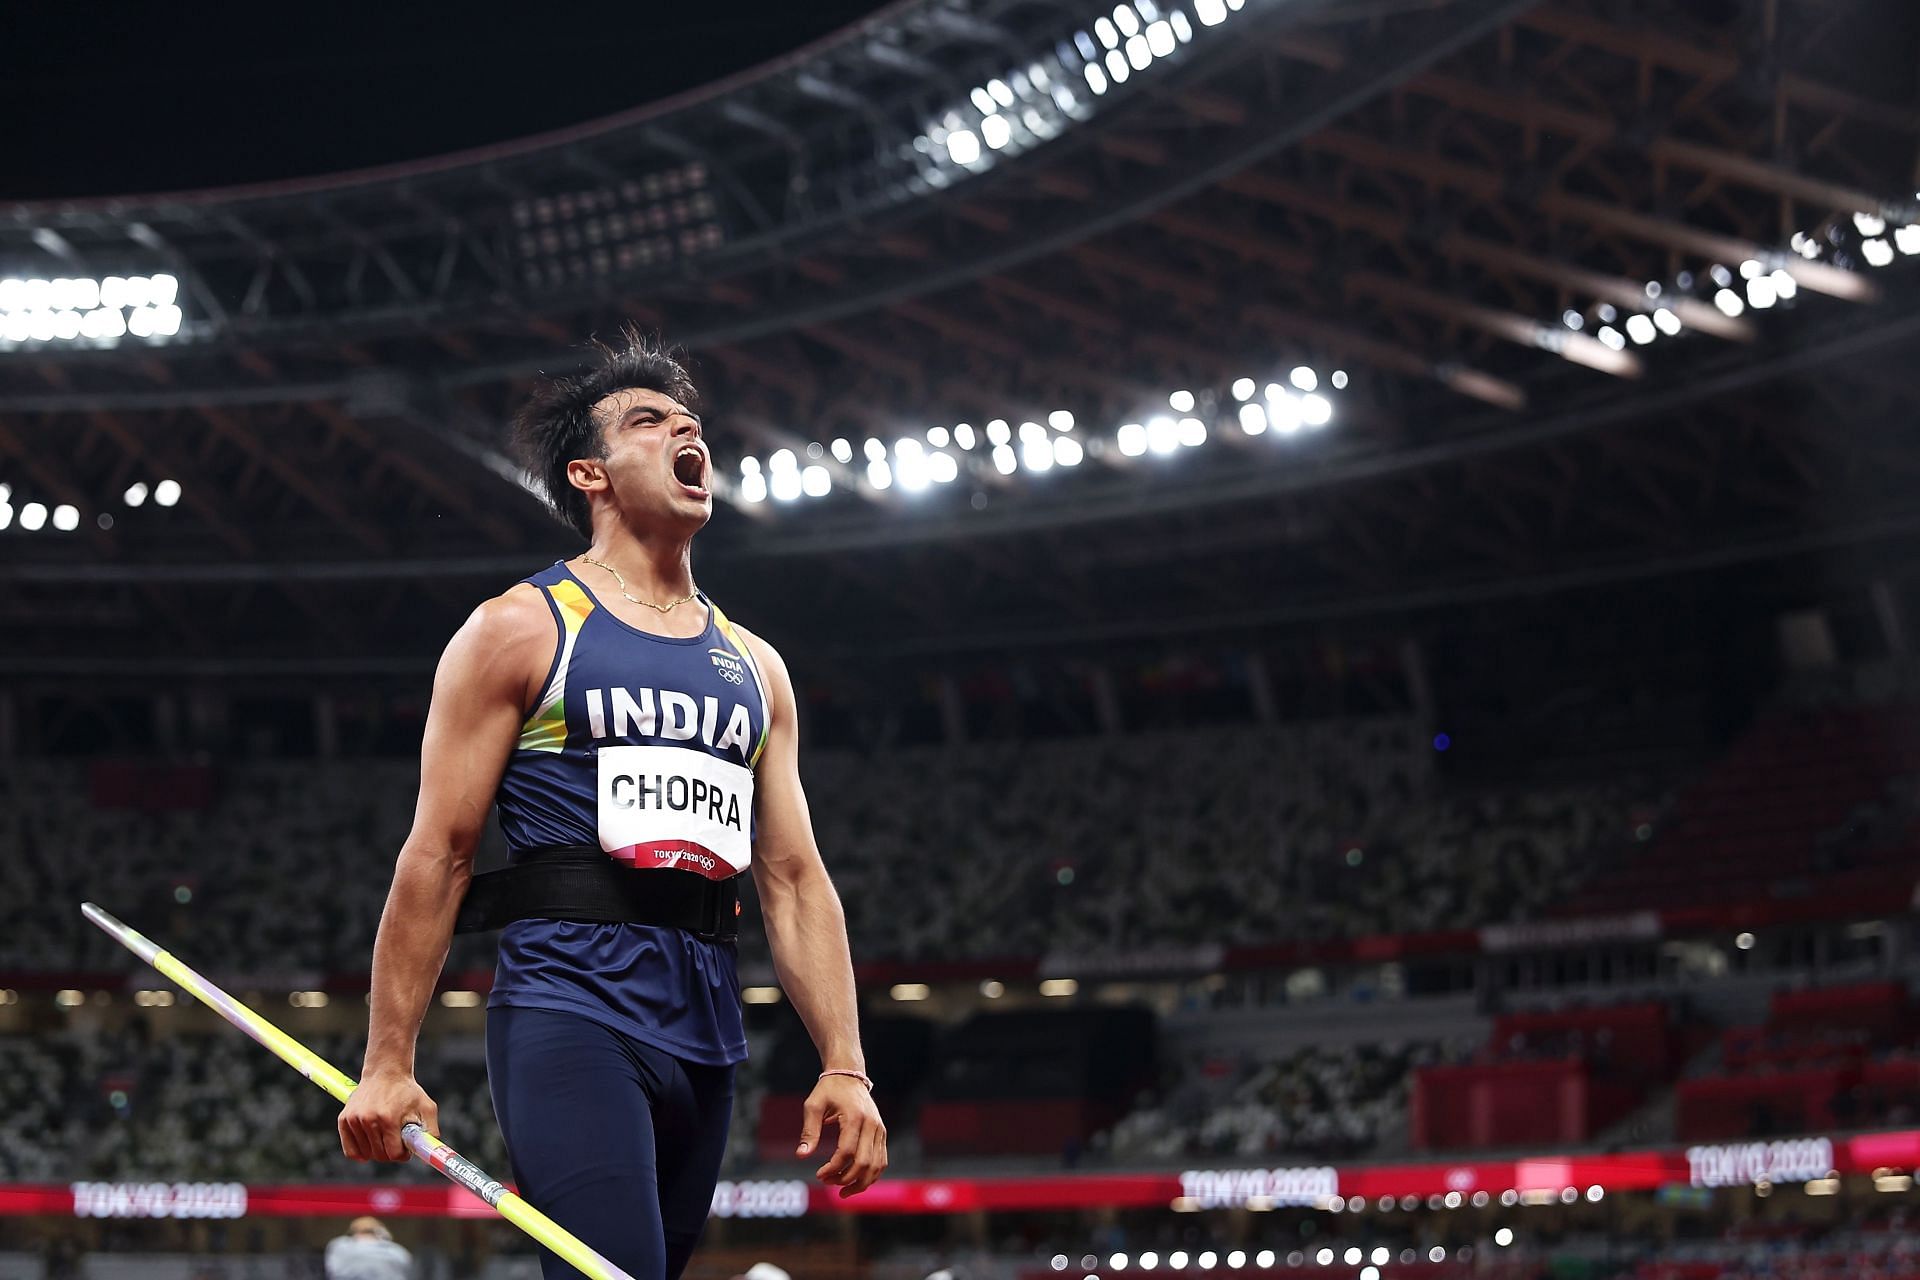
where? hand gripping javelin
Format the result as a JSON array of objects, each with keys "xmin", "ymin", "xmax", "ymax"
[{"xmin": 82, "ymin": 902, "xmax": 637, "ymax": 1280}]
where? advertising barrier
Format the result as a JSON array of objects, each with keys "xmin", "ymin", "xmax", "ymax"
[{"xmin": 4, "ymin": 1128, "xmax": 1912, "ymax": 1220}]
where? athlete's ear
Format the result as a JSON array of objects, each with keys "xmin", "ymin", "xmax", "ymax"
[{"xmin": 566, "ymin": 456, "xmax": 610, "ymax": 495}]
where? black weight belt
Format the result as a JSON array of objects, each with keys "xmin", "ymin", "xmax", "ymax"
[{"xmin": 455, "ymin": 844, "xmax": 739, "ymax": 941}]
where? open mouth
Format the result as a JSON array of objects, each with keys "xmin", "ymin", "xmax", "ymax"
[{"xmin": 672, "ymin": 445, "xmax": 709, "ymax": 495}]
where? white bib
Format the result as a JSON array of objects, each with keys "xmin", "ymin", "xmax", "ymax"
[{"xmin": 596, "ymin": 744, "xmax": 753, "ymax": 881}]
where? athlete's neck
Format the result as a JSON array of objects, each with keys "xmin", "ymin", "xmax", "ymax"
[{"xmin": 579, "ymin": 525, "xmax": 696, "ymax": 605}]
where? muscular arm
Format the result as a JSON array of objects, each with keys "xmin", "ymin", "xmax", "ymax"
[
  {"xmin": 339, "ymin": 586, "xmax": 551, "ymax": 1162},
  {"xmin": 742, "ymin": 628, "xmax": 888, "ymax": 1197}
]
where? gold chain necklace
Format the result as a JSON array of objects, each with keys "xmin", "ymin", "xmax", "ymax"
[{"xmin": 576, "ymin": 556, "xmax": 699, "ymax": 614}]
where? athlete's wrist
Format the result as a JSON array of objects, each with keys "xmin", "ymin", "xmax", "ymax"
[
  {"xmin": 819, "ymin": 1067, "xmax": 874, "ymax": 1091},
  {"xmin": 361, "ymin": 1060, "xmax": 415, "ymax": 1082}
]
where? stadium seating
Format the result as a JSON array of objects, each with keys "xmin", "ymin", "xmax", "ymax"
[
  {"xmin": 1412, "ymin": 1000, "xmax": 1684, "ymax": 1150},
  {"xmin": 1556, "ymin": 705, "xmax": 1920, "ymax": 917},
  {"xmin": 4, "ymin": 978, "xmax": 1918, "ymax": 1182},
  {"xmin": 1101, "ymin": 1037, "xmax": 1465, "ymax": 1162},
  {"xmin": 3, "ymin": 694, "xmax": 1914, "ymax": 1181},
  {"xmin": 0, "ymin": 1024, "xmax": 505, "ymax": 1183},
  {"xmin": 1678, "ymin": 981, "xmax": 1920, "ymax": 1140},
  {"xmin": 0, "ymin": 719, "xmax": 1652, "ymax": 974},
  {"xmin": 0, "ymin": 758, "xmax": 444, "ymax": 975}
]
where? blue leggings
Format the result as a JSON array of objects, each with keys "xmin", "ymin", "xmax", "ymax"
[{"xmin": 487, "ymin": 1006, "xmax": 735, "ymax": 1280}]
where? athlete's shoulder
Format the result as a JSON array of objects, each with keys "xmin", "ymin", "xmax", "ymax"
[
  {"xmin": 441, "ymin": 583, "xmax": 554, "ymax": 668},
  {"xmin": 728, "ymin": 621, "xmax": 797, "ymax": 734},
  {"xmin": 433, "ymin": 584, "xmax": 556, "ymax": 707},
  {"xmin": 729, "ymin": 620, "xmax": 789, "ymax": 684},
  {"xmin": 473, "ymin": 582, "xmax": 555, "ymax": 643}
]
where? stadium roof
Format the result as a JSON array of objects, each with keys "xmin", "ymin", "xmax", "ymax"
[{"xmin": 2, "ymin": 0, "xmax": 1917, "ymax": 674}]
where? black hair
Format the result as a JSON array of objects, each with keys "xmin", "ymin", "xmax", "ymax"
[{"xmin": 511, "ymin": 327, "xmax": 703, "ymax": 538}]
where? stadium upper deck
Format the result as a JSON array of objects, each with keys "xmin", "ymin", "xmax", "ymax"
[{"xmin": 0, "ymin": 0, "xmax": 1916, "ymax": 675}]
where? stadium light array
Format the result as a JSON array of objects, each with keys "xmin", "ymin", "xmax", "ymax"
[
  {"xmin": 1, "ymin": 475, "xmax": 185, "ymax": 534},
  {"xmin": 0, "ymin": 274, "xmax": 183, "ymax": 350},
  {"xmin": 0, "ymin": 485, "xmax": 80, "ymax": 536},
  {"xmin": 732, "ymin": 370, "xmax": 1340, "ymax": 507},
  {"xmin": 912, "ymin": 0, "xmax": 1250, "ymax": 185},
  {"xmin": 1559, "ymin": 200, "xmax": 1914, "ymax": 355},
  {"xmin": 510, "ymin": 165, "xmax": 723, "ymax": 291}
]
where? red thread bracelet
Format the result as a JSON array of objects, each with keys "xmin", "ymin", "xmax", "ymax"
[{"xmin": 819, "ymin": 1068, "xmax": 874, "ymax": 1091}]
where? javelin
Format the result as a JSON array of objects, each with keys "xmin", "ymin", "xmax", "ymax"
[{"xmin": 82, "ymin": 902, "xmax": 636, "ymax": 1280}]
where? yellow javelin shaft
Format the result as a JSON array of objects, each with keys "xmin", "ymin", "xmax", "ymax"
[{"xmin": 81, "ymin": 902, "xmax": 635, "ymax": 1280}]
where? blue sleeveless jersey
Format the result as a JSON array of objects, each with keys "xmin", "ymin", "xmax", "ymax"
[{"xmin": 487, "ymin": 561, "xmax": 770, "ymax": 1066}]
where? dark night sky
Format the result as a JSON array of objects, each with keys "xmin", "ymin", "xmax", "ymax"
[{"xmin": 3, "ymin": 1, "xmax": 894, "ymax": 201}]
